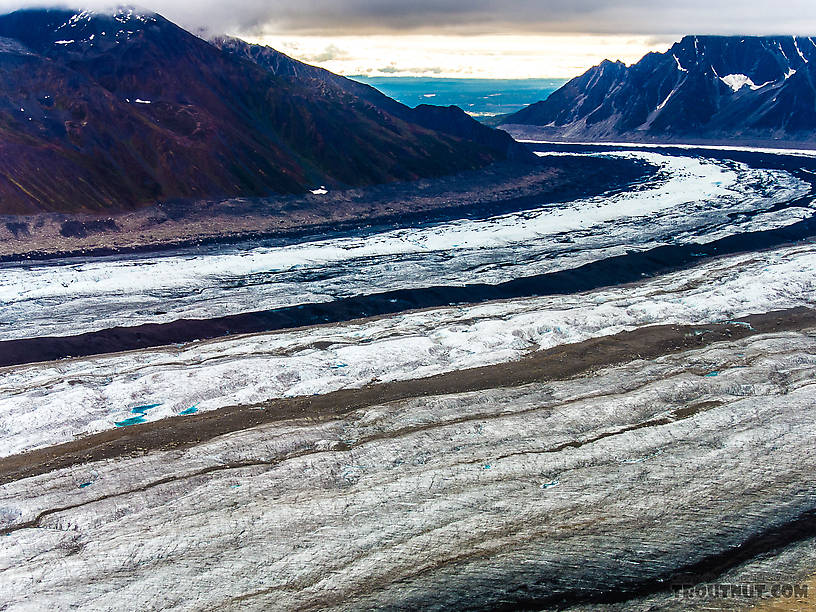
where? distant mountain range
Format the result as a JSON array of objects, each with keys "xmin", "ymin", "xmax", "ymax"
[
  {"xmin": 0, "ymin": 8, "xmax": 528, "ymax": 215},
  {"xmin": 500, "ymin": 35, "xmax": 816, "ymax": 144}
]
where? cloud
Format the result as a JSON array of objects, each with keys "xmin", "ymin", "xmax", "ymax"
[
  {"xmin": 247, "ymin": 33, "xmax": 675, "ymax": 79},
  {"xmin": 377, "ymin": 64, "xmax": 443, "ymax": 75},
  {"xmin": 302, "ymin": 43, "xmax": 347, "ymax": 62},
  {"xmin": 2, "ymin": 0, "xmax": 816, "ymax": 38}
]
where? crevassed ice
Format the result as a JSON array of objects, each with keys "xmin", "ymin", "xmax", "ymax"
[
  {"xmin": 1, "ymin": 242, "xmax": 815, "ymax": 457},
  {"xmin": 0, "ymin": 151, "xmax": 809, "ymax": 341}
]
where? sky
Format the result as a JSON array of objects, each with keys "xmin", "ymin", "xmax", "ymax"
[{"xmin": 3, "ymin": 1, "xmax": 816, "ymax": 77}]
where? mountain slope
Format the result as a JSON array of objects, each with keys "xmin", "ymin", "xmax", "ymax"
[
  {"xmin": 501, "ymin": 35, "xmax": 816, "ymax": 142},
  {"xmin": 0, "ymin": 8, "xmax": 524, "ymax": 215},
  {"xmin": 212, "ymin": 36, "xmax": 530, "ymax": 161}
]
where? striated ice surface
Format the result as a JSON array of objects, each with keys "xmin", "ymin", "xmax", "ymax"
[
  {"xmin": 0, "ymin": 151, "xmax": 809, "ymax": 341},
  {"xmin": 1, "ymin": 144, "xmax": 815, "ymax": 610},
  {"xmin": 1, "ymin": 331, "xmax": 815, "ymax": 610},
  {"xmin": 517, "ymin": 138, "xmax": 816, "ymax": 157},
  {"xmin": 1, "ymin": 242, "xmax": 815, "ymax": 457}
]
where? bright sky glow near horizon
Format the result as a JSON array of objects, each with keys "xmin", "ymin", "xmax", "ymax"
[
  {"xmin": 2, "ymin": 1, "xmax": 816, "ymax": 78},
  {"xmin": 240, "ymin": 33, "xmax": 675, "ymax": 79}
]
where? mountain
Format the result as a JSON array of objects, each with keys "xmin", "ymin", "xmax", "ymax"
[
  {"xmin": 501, "ymin": 35, "xmax": 816, "ymax": 143},
  {"xmin": 212, "ymin": 36, "xmax": 530, "ymax": 161},
  {"xmin": 0, "ymin": 8, "xmax": 528, "ymax": 215}
]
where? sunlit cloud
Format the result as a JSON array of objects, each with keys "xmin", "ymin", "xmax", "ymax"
[
  {"xmin": 243, "ymin": 33, "xmax": 675, "ymax": 78},
  {"xmin": 2, "ymin": 1, "xmax": 816, "ymax": 79}
]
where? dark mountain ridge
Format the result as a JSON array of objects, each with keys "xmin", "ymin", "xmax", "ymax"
[
  {"xmin": 501, "ymin": 35, "xmax": 816, "ymax": 143},
  {"xmin": 212, "ymin": 36, "xmax": 529, "ymax": 161},
  {"xmin": 0, "ymin": 7, "xmax": 528, "ymax": 214}
]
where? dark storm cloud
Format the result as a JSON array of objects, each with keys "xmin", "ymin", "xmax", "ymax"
[{"xmin": 2, "ymin": 0, "xmax": 816, "ymax": 36}]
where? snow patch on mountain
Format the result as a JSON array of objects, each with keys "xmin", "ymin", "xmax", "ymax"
[
  {"xmin": 794, "ymin": 36, "xmax": 809, "ymax": 63},
  {"xmin": 720, "ymin": 73, "xmax": 767, "ymax": 92}
]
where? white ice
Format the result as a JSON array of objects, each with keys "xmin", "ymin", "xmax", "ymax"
[
  {"xmin": 517, "ymin": 139, "xmax": 816, "ymax": 158},
  {"xmin": 1, "ymin": 330, "xmax": 815, "ymax": 610},
  {"xmin": 0, "ymin": 151, "xmax": 808, "ymax": 341},
  {"xmin": 1, "ymin": 242, "xmax": 814, "ymax": 457}
]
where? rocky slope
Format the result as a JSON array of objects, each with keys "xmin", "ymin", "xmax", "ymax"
[
  {"xmin": 213, "ymin": 36, "xmax": 529, "ymax": 161},
  {"xmin": 0, "ymin": 8, "xmax": 527, "ymax": 215},
  {"xmin": 501, "ymin": 35, "xmax": 816, "ymax": 143}
]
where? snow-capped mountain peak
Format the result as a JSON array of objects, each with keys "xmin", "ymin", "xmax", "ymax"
[{"xmin": 503, "ymin": 35, "xmax": 816, "ymax": 143}]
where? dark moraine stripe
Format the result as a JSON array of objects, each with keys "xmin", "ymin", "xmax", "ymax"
[
  {"xmin": 1, "ymin": 147, "xmax": 813, "ymax": 367},
  {"xmin": 1, "ymin": 307, "xmax": 814, "ymax": 487},
  {"xmin": 2, "ymin": 207, "xmax": 816, "ymax": 368},
  {"xmin": 4, "ymin": 310, "xmax": 816, "ymax": 609},
  {"xmin": 394, "ymin": 507, "xmax": 816, "ymax": 611}
]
